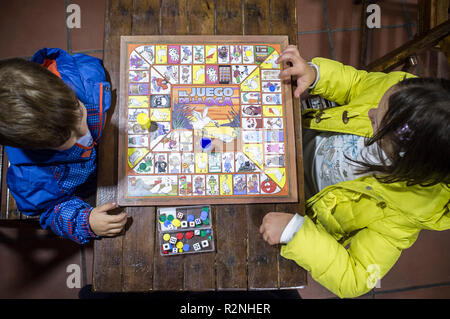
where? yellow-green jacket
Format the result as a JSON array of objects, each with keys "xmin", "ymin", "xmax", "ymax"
[{"xmin": 280, "ymin": 58, "xmax": 450, "ymax": 298}]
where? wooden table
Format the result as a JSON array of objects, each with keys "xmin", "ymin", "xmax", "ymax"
[{"xmin": 93, "ymin": 0, "xmax": 307, "ymax": 292}]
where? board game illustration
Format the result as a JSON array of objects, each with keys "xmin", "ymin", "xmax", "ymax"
[{"xmin": 118, "ymin": 36, "xmax": 297, "ymax": 206}]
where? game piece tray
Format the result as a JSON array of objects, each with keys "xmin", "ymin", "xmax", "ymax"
[{"xmin": 157, "ymin": 205, "xmax": 215, "ymax": 256}]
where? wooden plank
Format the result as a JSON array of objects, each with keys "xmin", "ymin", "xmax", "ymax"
[
  {"xmin": 182, "ymin": 0, "xmax": 216, "ymax": 291},
  {"xmin": 215, "ymin": 205, "xmax": 248, "ymax": 290},
  {"xmin": 216, "ymin": 0, "xmax": 243, "ymax": 35},
  {"xmin": 117, "ymin": 0, "xmax": 161, "ymax": 294},
  {"xmin": 187, "ymin": 0, "xmax": 215, "ymax": 35},
  {"xmin": 160, "ymin": 0, "xmax": 188, "ymax": 35},
  {"xmin": 0, "ymin": 146, "xmax": 7, "ymax": 219},
  {"xmin": 183, "ymin": 207, "xmax": 216, "ymax": 291},
  {"xmin": 152, "ymin": 0, "xmax": 187, "ymax": 291},
  {"xmin": 246, "ymin": 204, "xmax": 279, "ymax": 289},
  {"xmin": 122, "ymin": 206, "xmax": 155, "ymax": 291},
  {"xmin": 367, "ymin": 19, "xmax": 450, "ymax": 72},
  {"xmin": 269, "ymin": 0, "xmax": 297, "ymax": 43},
  {"xmin": 131, "ymin": 0, "xmax": 161, "ymax": 35},
  {"xmin": 270, "ymin": 0, "xmax": 307, "ymax": 289},
  {"xmin": 214, "ymin": 0, "xmax": 248, "ymax": 291},
  {"xmin": 243, "ymin": 0, "xmax": 279, "ymax": 290},
  {"xmin": 92, "ymin": 0, "xmax": 133, "ymax": 293},
  {"xmin": 243, "ymin": 0, "xmax": 271, "ymax": 35}
]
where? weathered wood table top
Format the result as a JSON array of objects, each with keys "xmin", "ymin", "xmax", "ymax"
[{"xmin": 93, "ymin": 0, "xmax": 307, "ymax": 292}]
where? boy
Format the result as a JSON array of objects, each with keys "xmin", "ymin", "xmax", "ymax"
[{"xmin": 0, "ymin": 48, "xmax": 127, "ymax": 244}]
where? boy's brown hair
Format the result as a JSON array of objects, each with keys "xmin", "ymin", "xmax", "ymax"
[{"xmin": 0, "ymin": 58, "xmax": 81, "ymax": 149}]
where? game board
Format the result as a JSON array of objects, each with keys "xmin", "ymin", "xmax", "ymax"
[{"xmin": 118, "ymin": 36, "xmax": 297, "ymax": 206}]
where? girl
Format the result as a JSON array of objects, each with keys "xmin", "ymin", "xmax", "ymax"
[{"xmin": 259, "ymin": 45, "xmax": 450, "ymax": 298}]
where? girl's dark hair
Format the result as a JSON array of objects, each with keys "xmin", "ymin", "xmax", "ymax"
[
  {"xmin": 0, "ymin": 58, "xmax": 81, "ymax": 149},
  {"xmin": 356, "ymin": 77, "xmax": 450, "ymax": 187}
]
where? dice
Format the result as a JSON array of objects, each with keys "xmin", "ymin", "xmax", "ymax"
[
  {"xmin": 193, "ymin": 242, "xmax": 201, "ymax": 251},
  {"xmin": 201, "ymin": 240, "xmax": 209, "ymax": 248}
]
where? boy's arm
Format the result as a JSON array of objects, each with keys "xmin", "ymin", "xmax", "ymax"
[
  {"xmin": 6, "ymin": 164, "xmax": 98, "ymax": 244},
  {"xmin": 39, "ymin": 196, "xmax": 99, "ymax": 244}
]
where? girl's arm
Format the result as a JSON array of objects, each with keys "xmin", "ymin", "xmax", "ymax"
[
  {"xmin": 280, "ymin": 211, "xmax": 420, "ymax": 298},
  {"xmin": 277, "ymin": 45, "xmax": 416, "ymax": 106}
]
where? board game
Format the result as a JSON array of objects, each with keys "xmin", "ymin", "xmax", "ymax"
[{"xmin": 118, "ymin": 36, "xmax": 297, "ymax": 206}]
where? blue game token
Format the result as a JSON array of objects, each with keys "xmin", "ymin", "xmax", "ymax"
[
  {"xmin": 206, "ymin": 229, "xmax": 211, "ymax": 234},
  {"xmin": 187, "ymin": 214, "xmax": 195, "ymax": 222},
  {"xmin": 164, "ymin": 220, "xmax": 171, "ymax": 227},
  {"xmin": 269, "ymin": 85, "xmax": 276, "ymax": 92},
  {"xmin": 201, "ymin": 137, "xmax": 212, "ymax": 150},
  {"xmin": 183, "ymin": 244, "xmax": 190, "ymax": 251},
  {"xmin": 200, "ymin": 211, "xmax": 208, "ymax": 220}
]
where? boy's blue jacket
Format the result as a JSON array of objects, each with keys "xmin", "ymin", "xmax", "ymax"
[{"xmin": 5, "ymin": 48, "xmax": 111, "ymax": 244}]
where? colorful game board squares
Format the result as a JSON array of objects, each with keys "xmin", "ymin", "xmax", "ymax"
[
  {"xmin": 167, "ymin": 45, "xmax": 180, "ymax": 64},
  {"xmin": 205, "ymin": 65, "xmax": 219, "ymax": 84},
  {"xmin": 178, "ymin": 175, "xmax": 192, "ymax": 196},
  {"xmin": 192, "ymin": 65, "xmax": 205, "ymax": 84},
  {"xmin": 129, "ymin": 51, "xmax": 150, "ymax": 69},
  {"xmin": 217, "ymin": 45, "xmax": 229, "ymax": 63},
  {"xmin": 124, "ymin": 41, "xmax": 292, "ymax": 203},
  {"xmin": 129, "ymin": 83, "xmax": 149, "ymax": 95},
  {"xmin": 135, "ymin": 45, "xmax": 155, "ymax": 64},
  {"xmin": 150, "ymin": 95, "xmax": 171, "ymax": 108},
  {"xmin": 230, "ymin": 45, "xmax": 242, "ymax": 63},
  {"xmin": 155, "ymin": 45, "xmax": 167, "ymax": 64},
  {"xmin": 263, "ymin": 105, "xmax": 283, "ymax": 117},
  {"xmin": 219, "ymin": 174, "xmax": 233, "ymax": 195},
  {"xmin": 205, "ymin": 45, "xmax": 217, "ymax": 64},
  {"xmin": 242, "ymin": 45, "xmax": 254, "ymax": 64},
  {"xmin": 180, "ymin": 65, "xmax": 192, "ymax": 84},
  {"xmin": 241, "ymin": 67, "xmax": 260, "ymax": 92},
  {"xmin": 206, "ymin": 175, "xmax": 219, "ymax": 195},
  {"xmin": 129, "ymin": 70, "xmax": 149, "ymax": 83},
  {"xmin": 260, "ymin": 50, "xmax": 280, "ymax": 69},
  {"xmin": 193, "ymin": 45, "xmax": 205, "ymax": 64},
  {"xmin": 233, "ymin": 174, "xmax": 247, "ymax": 195},
  {"xmin": 128, "ymin": 95, "xmax": 149, "ymax": 108},
  {"xmin": 127, "ymin": 175, "xmax": 178, "ymax": 197},
  {"xmin": 261, "ymin": 81, "xmax": 281, "ymax": 93},
  {"xmin": 153, "ymin": 65, "xmax": 179, "ymax": 84},
  {"xmin": 180, "ymin": 45, "xmax": 193, "ymax": 64}
]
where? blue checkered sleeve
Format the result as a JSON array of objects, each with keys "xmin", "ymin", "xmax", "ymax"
[{"xmin": 40, "ymin": 196, "xmax": 99, "ymax": 245}]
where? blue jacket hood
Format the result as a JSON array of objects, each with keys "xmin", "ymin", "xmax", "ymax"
[{"xmin": 6, "ymin": 48, "xmax": 111, "ymax": 165}]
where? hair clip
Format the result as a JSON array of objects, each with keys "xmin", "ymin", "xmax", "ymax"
[{"xmin": 396, "ymin": 123, "xmax": 412, "ymax": 142}]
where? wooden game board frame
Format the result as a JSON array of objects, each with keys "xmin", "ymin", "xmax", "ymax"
[{"xmin": 118, "ymin": 35, "xmax": 297, "ymax": 206}]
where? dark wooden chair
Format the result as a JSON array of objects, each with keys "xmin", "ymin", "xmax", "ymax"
[{"xmin": 357, "ymin": 0, "xmax": 450, "ymax": 72}]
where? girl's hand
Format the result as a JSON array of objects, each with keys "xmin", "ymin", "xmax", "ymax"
[
  {"xmin": 276, "ymin": 45, "xmax": 317, "ymax": 98},
  {"xmin": 89, "ymin": 202, "xmax": 127, "ymax": 237},
  {"xmin": 259, "ymin": 212, "xmax": 294, "ymax": 245}
]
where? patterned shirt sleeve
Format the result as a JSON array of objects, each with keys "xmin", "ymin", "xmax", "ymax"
[{"xmin": 40, "ymin": 196, "xmax": 99, "ymax": 244}]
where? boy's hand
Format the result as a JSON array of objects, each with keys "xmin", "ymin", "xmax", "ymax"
[
  {"xmin": 276, "ymin": 45, "xmax": 317, "ymax": 98},
  {"xmin": 89, "ymin": 202, "xmax": 127, "ymax": 237},
  {"xmin": 259, "ymin": 212, "xmax": 294, "ymax": 245}
]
